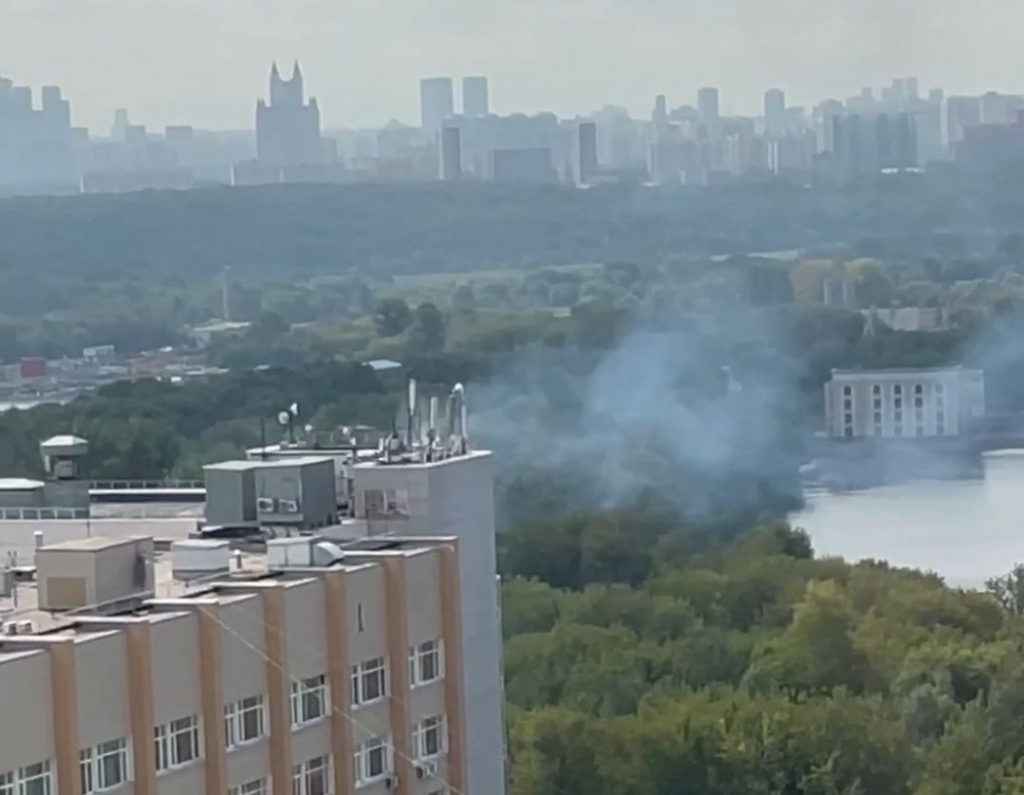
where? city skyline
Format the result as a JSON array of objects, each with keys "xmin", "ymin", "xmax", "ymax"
[{"xmin": 4, "ymin": 0, "xmax": 1024, "ymax": 131}]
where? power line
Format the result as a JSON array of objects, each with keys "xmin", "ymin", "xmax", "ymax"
[{"xmin": 204, "ymin": 601, "xmax": 467, "ymax": 795}]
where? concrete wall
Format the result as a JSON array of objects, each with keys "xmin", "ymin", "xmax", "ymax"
[
  {"xmin": 75, "ymin": 632, "xmax": 131, "ymax": 748},
  {"xmin": 352, "ymin": 453, "xmax": 505, "ymax": 795},
  {"xmin": 0, "ymin": 650, "xmax": 53, "ymax": 774}
]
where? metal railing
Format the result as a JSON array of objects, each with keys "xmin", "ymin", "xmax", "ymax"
[
  {"xmin": 89, "ymin": 480, "xmax": 204, "ymax": 490},
  {"xmin": 0, "ymin": 507, "xmax": 90, "ymax": 521}
]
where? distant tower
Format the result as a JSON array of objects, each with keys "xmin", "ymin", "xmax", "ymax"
[
  {"xmin": 462, "ymin": 76, "xmax": 489, "ymax": 117},
  {"xmin": 652, "ymin": 94, "xmax": 668, "ymax": 127},
  {"xmin": 697, "ymin": 87, "xmax": 720, "ymax": 126},
  {"xmin": 420, "ymin": 77, "xmax": 455, "ymax": 132},
  {"xmin": 111, "ymin": 108, "xmax": 130, "ymax": 140},
  {"xmin": 440, "ymin": 126, "xmax": 462, "ymax": 181},
  {"xmin": 765, "ymin": 88, "xmax": 786, "ymax": 137},
  {"xmin": 578, "ymin": 121, "xmax": 599, "ymax": 185},
  {"xmin": 256, "ymin": 61, "xmax": 323, "ymax": 168}
]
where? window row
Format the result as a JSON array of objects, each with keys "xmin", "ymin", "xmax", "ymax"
[
  {"xmin": 229, "ymin": 778, "xmax": 269, "ymax": 795},
  {"xmin": 81, "ymin": 739, "xmax": 130, "ymax": 794},
  {"xmin": 0, "ymin": 760, "xmax": 52, "ymax": 795}
]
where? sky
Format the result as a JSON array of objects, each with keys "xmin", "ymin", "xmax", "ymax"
[{"xmin": 2, "ymin": 0, "xmax": 1024, "ymax": 133}]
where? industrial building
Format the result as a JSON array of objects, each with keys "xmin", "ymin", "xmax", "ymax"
[
  {"xmin": 824, "ymin": 367, "xmax": 985, "ymax": 439},
  {"xmin": 0, "ymin": 383, "xmax": 506, "ymax": 795}
]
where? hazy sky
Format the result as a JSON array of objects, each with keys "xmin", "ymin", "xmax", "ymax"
[{"xmin": 2, "ymin": 0, "xmax": 1023, "ymax": 132}]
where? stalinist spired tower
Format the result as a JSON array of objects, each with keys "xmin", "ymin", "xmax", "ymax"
[{"xmin": 256, "ymin": 61, "xmax": 323, "ymax": 168}]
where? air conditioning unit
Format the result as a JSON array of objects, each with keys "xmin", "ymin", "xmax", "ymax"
[
  {"xmin": 383, "ymin": 776, "xmax": 397, "ymax": 790},
  {"xmin": 416, "ymin": 761, "xmax": 439, "ymax": 779},
  {"xmin": 2, "ymin": 621, "xmax": 17, "ymax": 636},
  {"xmin": 256, "ymin": 497, "xmax": 276, "ymax": 513},
  {"xmin": 279, "ymin": 499, "xmax": 300, "ymax": 514},
  {"xmin": 16, "ymin": 621, "xmax": 32, "ymax": 635}
]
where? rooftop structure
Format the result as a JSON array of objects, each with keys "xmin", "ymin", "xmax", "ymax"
[{"xmin": 0, "ymin": 381, "xmax": 506, "ymax": 795}]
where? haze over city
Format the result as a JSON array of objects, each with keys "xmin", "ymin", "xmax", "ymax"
[{"xmin": 4, "ymin": 0, "xmax": 1024, "ymax": 129}]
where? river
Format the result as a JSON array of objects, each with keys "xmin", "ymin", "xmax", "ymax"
[{"xmin": 789, "ymin": 450, "xmax": 1024, "ymax": 589}]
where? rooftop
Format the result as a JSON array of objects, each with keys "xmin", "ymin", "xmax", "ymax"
[
  {"xmin": 39, "ymin": 535, "xmax": 148, "ymax": 552},
  {"xmin": 0, "ymin": 478, "xmax": 45, "ymax": 491},
  {"xmin": 830, "ymin": 366, "xmax": 983, "ymax": 377}
]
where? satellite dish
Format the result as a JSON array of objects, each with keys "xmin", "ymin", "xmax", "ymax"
[
  {"xmin": 277, "ymin": 411, "xmax": 291, "ymax": 426},
  {"xmin": 304, "ymin": 424, "xmax": 314, "ymax": 434}
]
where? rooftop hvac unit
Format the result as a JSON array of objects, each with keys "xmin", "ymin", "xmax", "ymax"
[
  {"xmin": 257, "ymin": 497, "xmax": 276, "ymax": 513},
  {"xmin": 2, "ymin": 621, "xmax": 17, "ymax": 636},
  {"xmin": 279, "ymin": 498, "xmax": 300, "ymax": 514},
  {"xmin": 16, "ymin": 621, "xmax": 32, "ymax": 635}
]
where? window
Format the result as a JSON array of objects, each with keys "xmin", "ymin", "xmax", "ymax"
[
  {"xmin": 409, "ymin": 640, "xmax": 444, "ymax": 688},
  {"xmin": 291, "ymin": 675, "xmax": 328, "ymax": 727},
  {"xmin": 293, "ymin": 756, "xmax": 332, "ymax": 795},
  {"xmin": 19, "ymin": 764, "xmax": 49, "ymax": 795},
  {"xmin": 872, "ymin": 384, "xmax": 881, "ymax": 395},
  {"xmin": 229, "ymin": 778, "xmax": 269, "ymax": 795},
  {"xmin": 354, "ymin": 737, "xmax": 391, "ymax": 787},
  {"xmin": 225, "ymin": 695, "xmax": 266, "ymax": 748},
  {"xmin": 80, "ymin": 740, "xmax": 129, "ymax": 794},
  {"xmin": 155, "ymin": 716, "xmax": 202, "ymax": 773},
  {"xmin": 412, "ymin": 716, "xmax": 446, "ymax": 760},
  {"xmin": 11, "ymin": 762, "xmax": 53, "ymax": 795},
  {"xmin": 351, "ymin": 658, "xmax": 387, "ymax": 707},
  {"xmin": 356, "ymin": 603, "xmax": 365, "ymax": 633},
  {"xmin": 843, "ymin": 385, "xmax": 852, "ymax": 396}
]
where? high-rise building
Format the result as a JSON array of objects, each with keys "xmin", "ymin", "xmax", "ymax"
[
  {"xmin": 0, "ymin": 78, "xmax": 76, "ymax": 193},
  {"xmin": 0, "ymin": 396, "xmax": 508, "ymax": 795},
  {"xmin": 255, "ymin": 61, "xmax": 325, "ymax": 169},
  {"xmin": 697, "ymin": 87, "xmax": 720, "ymax": 126},
  {"xmin": 462, "ymin": 76, "xmax": 489, "ymax": 118},
  {"xmin": 578, "ymin": 121, "xmax": 599, "ymax": 185},
  {"xmin": 420, "ymin": 78, "xmax": 455, "ymax": 132},
  {"xmin": 946, "ymin": 96, "xmax": 982, "ymax": 146},
  {"xmin": 440, "ymin": 125, "xmax": 462, "ymax": 181},
  {"xmin": 765, "ymin": 88, "xmax": 786, "ymax": 137}
]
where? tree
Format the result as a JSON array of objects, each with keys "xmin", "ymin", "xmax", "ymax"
[
  {"xmin": 373, "ymin": 298, "xmax": 413, "ymax": 337},
  {"xmin": 987, "ymin": 564, "xmax": 1024, "ymax": 616},
  {"xmin": 409, "ymin": 302, "xmax": 446, "ymax": 352}
]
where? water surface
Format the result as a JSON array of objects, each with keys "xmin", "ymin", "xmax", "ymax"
[{"xmin": 790, "ymin": 453, "xmax": 1024, "ymax": 589}]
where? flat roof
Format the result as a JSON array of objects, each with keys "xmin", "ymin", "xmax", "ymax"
[
  {"xmin": 831, "ymin": 366, "xmax": 981, "ymax": 376},
  {"xmin": 353, "ymin": 449, "xmax": 492, "ymax": 470},
  {"xmin": 40, "ymin": 535, "xmax": 148, "ymax": 552},
  {"xmin": 0, "ymin": 478, "xmax": 45, "ymax": 491},
  {"xmin": 204, "ymin": 460, "xmax": 265, "ymax": 472},
  {"xmin": 257, "ymin": 456, "xmax": 336, "ymax": 468}
]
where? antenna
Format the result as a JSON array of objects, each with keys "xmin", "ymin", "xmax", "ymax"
[
  {"xmin": 406, "ymin": 379, "xmax": 418, "ymax": 448},
  {"xmin": 259, "ymin": 416, "xmax": 268, "ymax": 460}
]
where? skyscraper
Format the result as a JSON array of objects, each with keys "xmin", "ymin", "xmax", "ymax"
[
  {"xmin": 255, "ymin": 61, "xmax": 324, "ymax": 168},
  {"xmin": 462, "ymin": 76, "xmax": 489, "ymax": 117},
  {"xmin": 578, "ymin": 121, "xmax": 599, "ymax": 185},
  {"xmin": 765, "ymin": 88, "xmax": 786, "ymax": 137},
  {"xmin": 420, "ymin": 77, "xmax": 455, "ymax": 132},
  {"xmin": 441, "ymin": 125, "xmax": 462, "ymax": 181},
  {"xmin": 697, "ymin": 87, "xmax": 720, "ymax": 126}
]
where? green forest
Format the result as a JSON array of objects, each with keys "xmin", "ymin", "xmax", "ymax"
[{"xmin": 500, "ymin": 520, "xmax": 1024, "ymax": 795}]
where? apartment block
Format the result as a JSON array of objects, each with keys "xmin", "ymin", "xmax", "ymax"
[
  {"xmin": 0, "ymin": 534, "xmax": 464, "ymax": 795},
  {"xmin": 824, "ymin": 366, "xmax": 985, "ymax": 439}
]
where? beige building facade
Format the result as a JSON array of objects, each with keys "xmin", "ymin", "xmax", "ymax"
[{"xmin": 0, "ymin": 538, "xmax": 462, "ymax": 795}]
